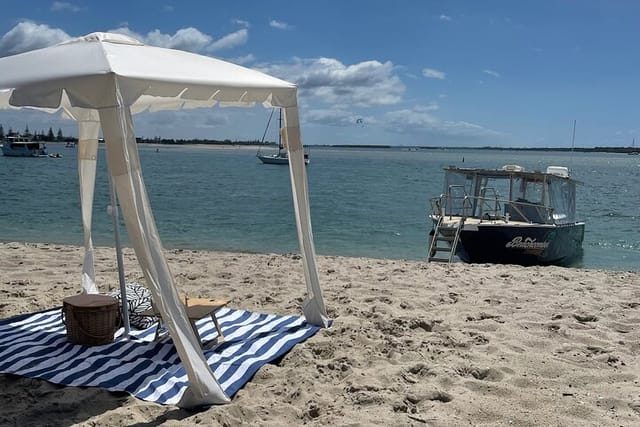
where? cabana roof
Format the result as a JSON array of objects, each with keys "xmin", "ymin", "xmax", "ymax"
[{"xmin": 0, "ymin": 32, "xmax": 297, "ymax": 111}]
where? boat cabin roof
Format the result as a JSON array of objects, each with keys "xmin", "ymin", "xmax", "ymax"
[
  {"xmin": 5, "ymin": 135, "xmax": 34, "ymax": 142},
  {"xmin": 438, "ymin": 164, "xmax": 580, "ymax": 224},
  {"xmin": 3, "ymin": 135, "xmax": 42, "ymax": 145},
  {"xmin": 444, "ymin": 165, "xmax": 579, "ymax": 184}
]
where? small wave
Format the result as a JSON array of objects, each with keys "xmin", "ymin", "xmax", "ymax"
[
  {"xmin": 588, "ymin": 241, "xmax": 640, "ymax": 250},
  {"xmin": 593, "ymin": 211, "xmax": 639, "ymax": 219}
]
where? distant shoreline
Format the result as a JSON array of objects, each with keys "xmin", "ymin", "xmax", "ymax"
[
  {"xmin": 4, "ymin": 131, "xmax": 638, "ymax": 155},
  {"xmin": 33, "ymin": 139, "xmax": 639, "ymax": 155},
  {"xmin": 134, "ymin": 140, "xmax": 640, "ymax": 154},
  {"xmin": 317, "ymin": 144, "xmax": 640, "ymax": 154}
]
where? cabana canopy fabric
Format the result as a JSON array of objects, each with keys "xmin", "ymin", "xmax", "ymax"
[{"xmin": 0, "ymin": 32, "xmax": 329, "ymax": 407}]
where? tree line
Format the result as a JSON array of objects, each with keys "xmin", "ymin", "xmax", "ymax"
[
  {"xmin": 0, "ymin": 124, "xmax": 275, "ymax": 146},
  {"xmin": 0, "ymin": 124, "xmax": 75, "ymax": 142},
  {"xmin": 134, "ymin": 136, "xmax": 274, "ymax": 146}
]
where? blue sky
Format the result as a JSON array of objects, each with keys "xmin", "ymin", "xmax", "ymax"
[{"xmin": 0, "ymin": 0, "xmax": 639, "ymax": 147}]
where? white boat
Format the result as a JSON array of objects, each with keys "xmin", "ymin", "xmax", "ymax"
[
  {"xmin": 1, "ymin": 135, "xmax": 48, "ymax": 157},
  {"xmin": 257, "ymin": 108, "xmax": 309, "ymax": 165}
]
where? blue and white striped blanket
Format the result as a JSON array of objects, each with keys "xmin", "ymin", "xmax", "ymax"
[{"xmin": 0, "ymin": 307, "xmax": 319, "ymax": 405}]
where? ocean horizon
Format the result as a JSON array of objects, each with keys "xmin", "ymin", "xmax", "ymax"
[{"xmin": 1, "ymin": 142, "xmax": 638, "ymax": 272}]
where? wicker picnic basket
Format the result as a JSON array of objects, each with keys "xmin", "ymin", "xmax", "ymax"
[{"xmin": 62, "ymin": 294, "xmax": 120, "ymax": 346}]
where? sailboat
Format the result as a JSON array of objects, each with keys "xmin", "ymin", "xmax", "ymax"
[
  {"xmin": 629, "ymin": 138, "xmax": 639, "ymax": 155},
  {"xmin": 256, "ymin": 108, "xmax": 309, "ymax": 165}
]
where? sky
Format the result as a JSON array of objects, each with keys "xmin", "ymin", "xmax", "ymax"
[{"xmin": 0, "ymin": 0, "xmax": 639, "ymax": 147}]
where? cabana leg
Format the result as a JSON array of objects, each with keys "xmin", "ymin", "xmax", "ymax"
[{"xmin": 107, "ymin": 172, "xmax": 131, "ymax": 338}]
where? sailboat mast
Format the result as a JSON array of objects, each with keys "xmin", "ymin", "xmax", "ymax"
[
  {"xmin": 260, "ymin": 108, "xmax": 275, "ymax": 144},
  {"xmin": 278, "ymin": 108, "xmax": 283, "ymax": 152}
]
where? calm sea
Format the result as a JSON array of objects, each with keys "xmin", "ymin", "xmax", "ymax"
[{"xmin": 1, "ymin": 143, "xmax": 638, "ymax": 271}]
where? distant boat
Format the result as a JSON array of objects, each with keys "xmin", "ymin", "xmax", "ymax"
[
  {"xmin": 1, "ymin": 135, "xmax": 48, "ymax": 157},
  {"xmin": 256, "ymin": 108, "xmax": 309, "ymax": 165}
]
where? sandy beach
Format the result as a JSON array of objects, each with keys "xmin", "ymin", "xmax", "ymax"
[{"xmin": 0, "ymin": 241, "xmax": 638, "ymax": 426}]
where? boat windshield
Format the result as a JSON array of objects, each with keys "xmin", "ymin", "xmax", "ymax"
[
  {"xmin": 547, "ymin": 178, "xmax": 576, "ymax": 222},
  {"xmin": 440, "ymin": 168, "xmax": 578, "ymax": 224}
]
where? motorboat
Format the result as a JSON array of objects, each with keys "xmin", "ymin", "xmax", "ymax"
[
  {"xmin": 428, "ymin": 164, "xmax": 584, "ymax": 266},
  {"xmin": 257, "ymin": 108, "xmax": 309, "ymax": 165},
  {"xmin": 1, "ymin": 135, "xmax": 48, "ymax": 157}
]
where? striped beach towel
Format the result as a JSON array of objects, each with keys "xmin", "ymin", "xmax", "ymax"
[{"xmin": 0, "ymin": 307, "xmax": 319, "ymax": 405}]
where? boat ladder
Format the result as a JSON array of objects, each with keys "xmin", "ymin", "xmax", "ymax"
[{"xmin": 428, "ymin": 217, "xmax": 465, "ymax": 263}]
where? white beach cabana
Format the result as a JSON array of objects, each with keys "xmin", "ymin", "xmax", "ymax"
[{"xmin": 0, "ymin": 32, "xmax": 329, "ymax": 407}]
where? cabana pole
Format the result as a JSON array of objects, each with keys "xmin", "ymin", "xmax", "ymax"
[{"xmin": 107, "ymin": 172, "xmax": 131, "ymax": 338}]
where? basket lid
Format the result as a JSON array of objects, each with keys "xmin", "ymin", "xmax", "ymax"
[{"xmin": 63, "ymin": 293, "xmax": 118, "ymax": 307}]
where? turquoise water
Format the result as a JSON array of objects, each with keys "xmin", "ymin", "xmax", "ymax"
[{"xmin": 1, "ymin": 143, "xmax": 638, "ymax": 271}]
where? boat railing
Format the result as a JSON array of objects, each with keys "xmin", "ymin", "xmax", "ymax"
[
  {"xmin": 430, "ymin": 185, "xmax": 473, "ymax": 219},
  {"xmin": 478, "ymin": 187, "xmax": 501, "ymax": 219},
  {"xmin": 431, "ymin": 192, "xmax": 556, "ymax": 225}
]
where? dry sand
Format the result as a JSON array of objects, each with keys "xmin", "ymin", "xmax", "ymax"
[{"xmin": 0, "ymin": 241, "xmax": 638, "ymax": 426}]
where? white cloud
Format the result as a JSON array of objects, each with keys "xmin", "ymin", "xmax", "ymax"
[
  {"xmin": 304, "ymin": 108, "xmax": 373, "ymax": 127},
  {"xmin": 386, "ymin": 105, "xmax": 439, "ymax": 127},
  {"xmin": 384, "ymin": 105, "xmax": 501, "ymax": 139},
  {"xmin": 233, "ymin": 19, "xmax": 250, "ymax": 28},
  {"xmin": 228, "ymin": 53, "xmax": 255, "ymax": 65},
  {"xmin": 259, "ymin": 57, "xmax": 405, "ymax": 107},
  {"xmin": 439, "ymin": 14, "xmax": 452, "ymax": 21},
  {"xmin": 106, "ymin": 26, "xmax": 143, "ymax": 41},
  {"xmin": 163, "ymin": 5, "xmax": 174, "ymax": 13},
  {"xmin": 0, "ymin": 22, "xmax": 501, "ymax": 144},
  {"xmin": 269, "ymin": 19, "xmax": 293, "ymax": 30},
  {"xmin": 145, "ymin": 27, "xmax": 213, "ymax": 51},
  {"xmin": 207, "ymin": 29, "xmax": 248, "ymax": 51},
  {"xmin": 51, "ymin": 2, "xmax": 82, "ymax": 12},
  {"xmin": 136, "ymin": 110, "xmax": 230, "ymax": 137},
  {"xmin": 0, "ymin": 21, "xmax": 70, "ymax": 57},
  {"xmin": 0, "ymin": 19, "xmax": 248, "ymax": 58},
  {"xmin": 108, "ymin": 26, "xmax": 248, "ymax": 52},
  {"xmin": 483, "ymin": 69, "xmax": 501, "ymax": 78},
  {"xmin": 422, "ymin": 67, "xmax": 446, "ymax": 80}
]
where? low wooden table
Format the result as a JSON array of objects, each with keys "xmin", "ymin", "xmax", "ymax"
[{"xmin": 141, "ymin": 297, "xmax": 229, "ymax": 349}]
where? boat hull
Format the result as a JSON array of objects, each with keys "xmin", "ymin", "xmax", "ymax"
[
  {"xmin": 257, "ymin": 154, "xmax": 290, "ymax": 165},
  {"xmin": 2, "ymin": 147, "xmax": 48, "ymax": 157},
  {"xmin": 257, "ymin": 153, "xmax": 310, "ymax": 165},
  {"xmin": 436, "ymin": 221, "xmax": 585, "ymax": 267},
  {"xmin": 2, "ymin": 151, "xmax": 47, "ymax": 157}
]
